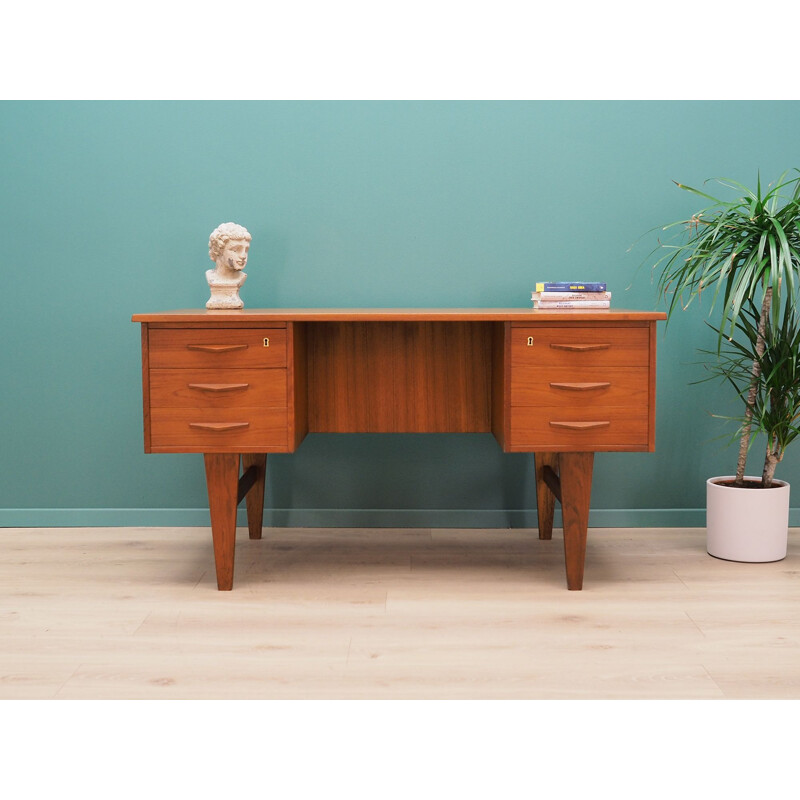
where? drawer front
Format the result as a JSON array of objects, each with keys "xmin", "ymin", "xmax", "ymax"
[
  {"xmin": 149, "ymin": 328, "xmax": 287, "ymax": 369},
  {"xmin": 149, "ymin": 368, "xmax": 287, "ymax": 409},
  {"xmin": 511, "ymin": 326, "xmax": 649, "ymax": 368},
  {"xmin": 150, "ymin": 406, "xmax": 288, "ymax": 449},
  {"xmin": 510, "ymin": 366, "xmax": 649, "ymax": 409},
  {"xmin": 509, "ymin": 406, "xmax": 649, "ymax": 450}
]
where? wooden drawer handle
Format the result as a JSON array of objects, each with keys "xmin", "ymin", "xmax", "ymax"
[
  {"xmin": 188, "ymin": 422, "xmax": 250, "ymax": 432},
  {"xmin": 187, "ymin": 383, "xmax": 250, "ymax": 393},
  {"xmin": 549, "ymin": 343, "xmax": 610, "ymax": 352},
  {"xmin": 549, "ymin": 382, "xmax": 611, "ymax": 391},
  {"xmin": 549, "ymin": 421, "xmax": 611, "ymax": 431},
  {"xmin": 186, "ymin": 344, "xmax": 249, "ymax": 353}
]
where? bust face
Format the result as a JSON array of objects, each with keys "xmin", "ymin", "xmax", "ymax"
[{"xmin": 218, "ymin": 239, "xmax": 249, "ymax": 271}]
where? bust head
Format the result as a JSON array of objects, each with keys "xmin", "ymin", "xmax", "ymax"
[{"xmin": 208, "ymin": 222, "xmax": 251, "ymax": 275}]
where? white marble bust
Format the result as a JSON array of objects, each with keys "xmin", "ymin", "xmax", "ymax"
[{"xmin": 206, "ymin": 222, "xmax": 251, "ymax": 309}]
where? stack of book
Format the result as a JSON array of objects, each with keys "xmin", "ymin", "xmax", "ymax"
[{"xmin": 532, "ymin": 282, "xmax": 610, "ymax": 309}]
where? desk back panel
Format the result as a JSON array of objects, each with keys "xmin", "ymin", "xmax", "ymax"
[{"xmin": 305, "ymin": 321, "xmax": 493, "ymax": 433}]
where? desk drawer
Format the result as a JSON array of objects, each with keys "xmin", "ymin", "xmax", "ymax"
[
  {"xmin": 510, "ymin": 366, "xmax": 648, "ymax": 408},
  {"xmin": 150, "ymin": 406, "xmax": 288, "ymax": 449},
  {"xmin": 149, "ymin": 368, "xmax": 287, "ymax": 409},
  {"xmin": 149, "ymin": 328, "xmax": 287, "ymax": 369},
  {"xmin": 509, "ymin": 406, "xmax": 649, "ymax": 450},
  {"xmin": 511, "ymin": 326, "xmax": 649, "ymax": 368}
]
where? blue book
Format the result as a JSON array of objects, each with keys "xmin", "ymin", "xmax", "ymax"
[{"xmin": 535, "ymin": 282, "xmax": 607, "ymax": 292}]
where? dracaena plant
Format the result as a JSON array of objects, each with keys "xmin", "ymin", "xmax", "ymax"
[
  {"xmin": 648, "ymin": 170, "xmax": 800, "ymax": 486},
  {"xmin": 703, "ymin": 299, "xmax": 800, "ymax": 486}
]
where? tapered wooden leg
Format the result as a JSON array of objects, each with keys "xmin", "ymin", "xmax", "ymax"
[
  {"xmin": 558, "ymin": 452, "xmax": 594, "ymax": 591},
  {"xmin": 534, "ymin": 452, "xmax": 559, "ymax": 540},
  {"xmin": 242, "ymin": 453, "xmax": 267, "ymax": 540},
  {"xmin": 203, "ymin": 453, "xmax": 240, "ymax": 591}
]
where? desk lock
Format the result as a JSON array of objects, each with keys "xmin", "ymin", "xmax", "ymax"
[
  {"xmin": 527, "ymin": 336, "xmax": 534, "ymax": 346},
  {"xmin": 263, "ymin": 338, "xmax": 270, "ymax": 347}
]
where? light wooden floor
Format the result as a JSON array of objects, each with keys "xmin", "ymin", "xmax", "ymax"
[{"xmin": 1, "ymin": 525, "xmax": 799, "ymax": 699}]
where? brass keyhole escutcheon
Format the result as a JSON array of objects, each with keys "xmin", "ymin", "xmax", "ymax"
[
  {"xmin": 527, "ymin": 336, "xmax": 534, "ymax": 346},
  {"xmin": 263, "ymin": 338, "xmax": 270, "ymax": 347}
]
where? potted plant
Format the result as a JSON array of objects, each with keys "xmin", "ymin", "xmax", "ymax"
[
  {"xmin": 647, "ymin": 170, "xmax": 800, "ymax": 561},
  {"xmin": 703, "ymin": 299, "xmax": 800, "ymax": 560}
]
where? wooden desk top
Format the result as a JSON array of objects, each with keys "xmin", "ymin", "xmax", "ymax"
[{"xmin": 132, "ymin": 308, "xmax": 667, "ymax": 323}]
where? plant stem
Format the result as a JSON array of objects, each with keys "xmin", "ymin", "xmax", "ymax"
[
  {"xmin": 762, "ymin": 441, "xmax": 781, "ymax": 487},
  {"xmin": 735, "ymin": 286, "xmax": 772, "ymax": 486}
]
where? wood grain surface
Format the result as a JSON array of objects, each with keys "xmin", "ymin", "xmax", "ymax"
[
  {"xmin": 306, "ymin": 321, "xmax": 493, "ymax": 433},
  {"xmin": 149, "ymin": 328, "xmax": 287, "ymax": 369},
  {"xmin": 510, "ymin": 366, "xmax": 649, "ymax": 407},
  {"xmin": 510, "ymin": 324, "xmax": 650, "ymax": 367},
  {"xmin": 149, "ymin": 368, "xmax": 287, "ymax": 408},
  {"xmin": 2, "ymin": 525, "xmax": 798, "ymax": 699},
  {"xmin": 203, "ymin": 454, "xmax": 240, "ymax": 590},
  {"xmin": 150, "ymin": 407, "xmax": 288, "ymax": 451},
  {"xmin": 133, "ymin": 308, "xmax": 667, "ymax": 323}
]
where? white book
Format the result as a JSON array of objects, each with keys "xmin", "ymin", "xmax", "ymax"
[{"xmin": 533, "ymin": 300, "xmax": 611, "ymax": 309}]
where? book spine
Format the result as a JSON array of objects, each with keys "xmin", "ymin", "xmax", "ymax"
[
  {"xmin": 535, "ymin": 282, "xmax": 607, "ymax": 293},
  {"xmin": 531, "ymin": 291, "xmax": 611, "ymax": 301},
  {"xmin": 533, "ymin": 300, "xmax": 611, "ymax": 309}
]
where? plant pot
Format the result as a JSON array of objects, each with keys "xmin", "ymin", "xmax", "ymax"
[{"xmin": 706, "ymin": 476, "xmax": 789, "ymax": 563}]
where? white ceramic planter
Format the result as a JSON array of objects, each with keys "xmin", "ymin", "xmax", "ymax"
[{"xmin": 706, "ymin": 476, "xmax": 789, "ymax": 562}]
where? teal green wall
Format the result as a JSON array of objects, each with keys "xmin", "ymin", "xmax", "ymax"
[{"xmin": 3, "ymin": 100, "xmax": 800, "ymax": 527}]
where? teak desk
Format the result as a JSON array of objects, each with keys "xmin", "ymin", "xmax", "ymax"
[{"xmin": 132, "ymin": 308, "xmax": 666, "ymax": 590}]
